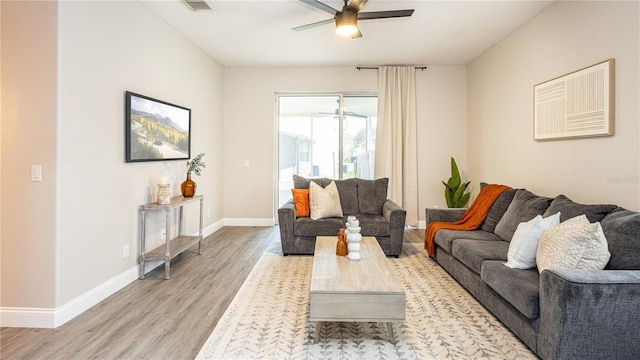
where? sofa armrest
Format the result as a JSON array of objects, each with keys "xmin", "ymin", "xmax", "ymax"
[
  {"xmin": 383, "ymin": 199, "xmax": 406, "ymax": 228},
  {"xmin": 538, "ymin": 269, "xmax": 640, "ymax": 359},
  {"xmin": 383, "ymin": 199, "xmax": 406, "ymax": 256},
  {"xmin": 425, "ymin": 208, "xmax": 465, "ymax": 225},
  {"xmin": 278, "ymin": 200, "xmax": 296, "ymax": 255}
]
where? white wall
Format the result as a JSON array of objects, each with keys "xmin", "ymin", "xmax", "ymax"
[
  {"xmin": 1, "ymin": 0, "xmax": 224, "ymax": 326},
  {"xmin": 467, "ymin": 1, "xmax": 639, "ymax": 210},
  {"xmin": 223, "ymin": 65, "xmax": 467, "ymax": 225}
]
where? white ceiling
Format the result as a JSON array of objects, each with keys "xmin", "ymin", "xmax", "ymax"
[{"xmin": 140, "ymin": 0, "xmax": 554, "ymax": 67}]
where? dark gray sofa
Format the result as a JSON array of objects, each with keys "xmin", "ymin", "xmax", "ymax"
[
  {"xmin": 426, "ymin": 187, "xmax": 640, "ymax": 359},
  {"xmin": 278, "ymin": 175, "xmax": 406, "ymax": 257}
]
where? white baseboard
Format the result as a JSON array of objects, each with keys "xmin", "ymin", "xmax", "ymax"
[
  {"xmin": 417, "ymin": 220, "xmax": 426, "ymax": 229},
  {"xmin": 0, "ymin": 265, "xmax": 140, "ymax": 329},
  {"xmin": 54, "ymin": 265, "xmax": 141, "ymax": 328},
  {"xmin": 0, "ymin": 220, "xmax": 225, "ymax": 329},
  {"xmin": 224, "ymin": 217, "xmax": 275, "ymax": 226},
  {"xmin": 0, "ymin": 307, "xmax": 56, "ymax": 328}
]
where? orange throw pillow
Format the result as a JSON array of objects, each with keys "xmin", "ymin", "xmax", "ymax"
[{"xmin": 291, "ymin": 189, "xmax": 310, "ymax": 217}]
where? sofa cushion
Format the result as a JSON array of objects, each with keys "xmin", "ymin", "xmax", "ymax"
[
  {"xmin": 451, "ymin": 239, "xmax": 509, "ymax": 274},
  {"xmin": 536, "ymin": 215, "xmax": 610, "ymax": 273},
  {"xmin": 482, "ymin": 260, "xmax": 541, "ymax": 319},
  {"xmin": 309, "ymin": 181, "xmax": 343, "ymax": 220},
  {"xmin": 291, "ymin": 189, "xmax": 310, "ymax": 217},
  {"xmin": 434, "ymin": 229, "xmax": 503, "ymax": 254},
  {"xmin": 354, "ymin": 214, "xmax": 391, "ymax": 237},
  {"xmin": 357, "ymin": 178, "xmax": 388, "ymax": 215},
  {"xmin": 293, "ymin": 217, "xmax": 343, "ymax": 236},
  {"xmin": 505, "ymin": 212, "xmax": 560, "ymax": 269},
  {"xmin": 601, "ymin": 208, "xmax": 640, "ymax": 270},
  {"xmin": 543, "ymin": 194, "xmax": 617, "ymax": 223},
  {"xmin": 334, "ymin": 178, "xmax": 359, "ymax": 215},
  {"xmin": 494, "ymin": 189, "xmax": 553, "ymax": 241},
  {"xmin": 480, "ymin": 185, "xmax": 518, "ymax": 233},
  {"xmin": 293, "ymin": 174, "xmax": 329, "ymax": 189}
]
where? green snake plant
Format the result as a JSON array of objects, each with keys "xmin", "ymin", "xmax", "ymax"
[{"xmin": 442, "ymin": 157, "xmax": 471, "ymax": 208}]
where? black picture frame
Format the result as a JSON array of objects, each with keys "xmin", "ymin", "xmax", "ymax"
[{"xmin": 125, "ymin": 91, "xmax": 191, "ymax": 162}]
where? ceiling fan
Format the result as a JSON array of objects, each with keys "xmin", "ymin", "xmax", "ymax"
[{"xmin": 293, "ymin": 0, "xmax": 414, "ymax": 38}]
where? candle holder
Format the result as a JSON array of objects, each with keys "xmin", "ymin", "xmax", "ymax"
[{"xmin": 157, "ymin": 184, "xmax": 171, "ymax": 205}]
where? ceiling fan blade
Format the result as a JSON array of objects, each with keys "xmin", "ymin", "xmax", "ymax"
[
  {"xmin": 351, "ymin": 26, "xmax": 363, "ymax": 38},
  {"xmin": 358, "ymin": 9, "xmax": 414, "ymax": 20},
  {"xmin": 298, "ymin": 0, "xmax": 338, "ymax": 15},
  {"xmin": 347, "ymin": 0, "xmax": 369, "ymax": 12},
  {"xmin": 292, "ymin": 18, "xmax": 335, "ymax": 32}
]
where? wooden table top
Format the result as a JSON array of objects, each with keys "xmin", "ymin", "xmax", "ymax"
[{"xmin": 310, "ymin": 236, "xmax": 404, "ymax": 295}]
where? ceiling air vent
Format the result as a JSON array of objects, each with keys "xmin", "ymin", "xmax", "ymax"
[{"xmin": 183, "ymin": 0, "xmax": 211, "ymax": 11}]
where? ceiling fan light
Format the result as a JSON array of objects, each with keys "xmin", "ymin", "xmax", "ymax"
[{"xmin": 335, "ymin": 11, "xmax": 358, "ymax": 37}]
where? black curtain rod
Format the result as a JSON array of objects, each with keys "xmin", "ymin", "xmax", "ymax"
[{"xmin": 356, "ymin": 66, "xmax": 427, "ymax": 71}]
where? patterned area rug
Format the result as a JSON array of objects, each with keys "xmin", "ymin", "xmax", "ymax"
[{"xmin": 196, "ymin": 242, "xmax": 536, "ymax": 360}]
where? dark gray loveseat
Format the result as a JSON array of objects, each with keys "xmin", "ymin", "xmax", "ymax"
[
  {"xmin": 427, "ymin": 187, "xmax": 640, "ymax": 359},
  {"xmin": 278, "ymin": 175, "xmax": 406, "ymax": 257}
]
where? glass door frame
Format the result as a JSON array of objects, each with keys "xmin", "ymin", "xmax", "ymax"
[{"xmin": 274, "ymin": 91, "xmax": 377, "ymax": 224}]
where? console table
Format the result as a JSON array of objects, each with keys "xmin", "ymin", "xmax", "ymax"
[{"xmin": 139, "ymin": 195, "xmax": 204, "ymax": 279}]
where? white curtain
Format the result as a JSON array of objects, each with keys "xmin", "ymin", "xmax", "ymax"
[{"xmin": 374, "ymin": 66, "xmax": 419, "ymax": 226}]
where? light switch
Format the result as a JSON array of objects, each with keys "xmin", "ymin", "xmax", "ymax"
[
  {"xmin": 31, "ymin": 165, "xmax": 42, "ymax": 182},
  {"xmin": 244, "ymin": 160, "xmax": 250, "ymax": 167}
]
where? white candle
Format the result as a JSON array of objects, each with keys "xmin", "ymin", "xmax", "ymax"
[{"xmin": 159, "ymin": 176, "xmax": 168, "ymax": 185}]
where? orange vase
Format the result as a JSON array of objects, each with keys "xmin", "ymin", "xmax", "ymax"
[
  {"xmin": 181, "ymin": 173, "xmax": 196, "ymax": 197},
  {"xmin": 336, "ymin": 229, "xmax": 348, "ymax": 256}
]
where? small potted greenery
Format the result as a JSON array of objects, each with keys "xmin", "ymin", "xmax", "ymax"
[
  {"xmin": 442, "ymin": 157, "xmax": 471, "ymax": 208},
  {"xmin": 181, "ymin": 153, "xmax": 205, "ymax": 197}
]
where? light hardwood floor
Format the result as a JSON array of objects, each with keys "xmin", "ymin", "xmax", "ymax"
[{"xmin": 0, "ymin": 227, "xmax": 424, "ymax": 360}]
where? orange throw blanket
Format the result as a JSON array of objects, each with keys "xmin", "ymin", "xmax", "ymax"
[{"xmin": 424, "ymin": 184, "xmax": 511, "ymax": 257}]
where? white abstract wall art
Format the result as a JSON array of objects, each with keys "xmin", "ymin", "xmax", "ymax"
[{"xmin": 534, "ymin": 59, "xmax": 615, "ymax": 140}]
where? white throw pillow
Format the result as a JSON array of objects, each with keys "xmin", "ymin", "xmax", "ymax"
[
  {"xmin": 505, "ymin": 212, "xmax": 561, "ymax": 269},
  {"xmin": 536, "ymin": 215, "xmax": 611, "ymax": 273},
  {"xmin": 309, "ymin": 181, "xmax": 343, "ymax": 220}
]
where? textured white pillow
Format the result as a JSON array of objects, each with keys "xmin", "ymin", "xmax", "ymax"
[
  {"xmin": 536, "ymin": 215, "xmax": 611, "ymax": 273},
  {"xmin": 505, "ymin": 212, "xmax": 561, "ymax": 269},
  {"xmin": 309, "ymin": 181, "xmax": 343, "ymax": 220}
]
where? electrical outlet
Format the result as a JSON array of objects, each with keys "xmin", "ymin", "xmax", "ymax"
[
  {"xmin": 123, "ymin": 244, "xmax": 130, "ymax": 259},
  {"xmin": 162, "ymin": 230, "xmax": 166, "ymax": 240}
]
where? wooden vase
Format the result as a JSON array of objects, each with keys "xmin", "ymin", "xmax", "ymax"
[{"xmin": 181, "ymin": 173, "xmax": 196, "ymax": 197}]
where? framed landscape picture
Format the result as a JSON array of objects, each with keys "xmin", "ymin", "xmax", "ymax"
[{"xmin": 125, "ymin": 91, "xmax": 191, "ymax": 162}]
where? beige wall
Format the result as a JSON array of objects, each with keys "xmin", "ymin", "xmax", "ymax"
[
  {"xmin": 1, "ymin": 0, "xmax": 224, "ymax": 320},
  {"xmin": 1, "ymin": 1, "xmax": 58, "ymax": 309},
  {"xmin": 223, "ymin": 65, "xmax": 467, "ymax": 224},
  {"xmin": 467, "ymin": 1, "xmax": 639, "ymax": 210}
]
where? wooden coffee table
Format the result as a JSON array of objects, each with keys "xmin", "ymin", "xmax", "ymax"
[{"xmin": 310, "ymin": 236, "xmax": 406, "ymax": 343}]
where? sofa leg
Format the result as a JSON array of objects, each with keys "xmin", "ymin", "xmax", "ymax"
[{"xmin": 283, "ymin": 253, "xmax": 289, "ymax": 256}]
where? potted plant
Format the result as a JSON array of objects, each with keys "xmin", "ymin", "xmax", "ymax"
[
  {"xmin": 181, "ymin": 153, "xmax": 205, "ymax": 197},
  {"xmin": 442, "ymin": 157, "xmax": 471, "ymax": 208}
]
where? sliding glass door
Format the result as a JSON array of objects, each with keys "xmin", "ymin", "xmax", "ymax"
[{"xmin": 277, "ymin": 94, "xmax": 377, "ymax": 209}]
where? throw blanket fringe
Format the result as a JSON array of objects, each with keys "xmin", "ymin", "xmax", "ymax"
[{"xmin": 425, "ymin": 184, "xmax": 511, "ymax": 257}]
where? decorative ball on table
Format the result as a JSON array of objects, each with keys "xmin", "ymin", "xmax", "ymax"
[{"xmin": 181, "ymin": 153, "xmax": 205, "ymax": 198}]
